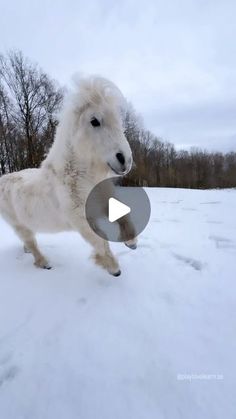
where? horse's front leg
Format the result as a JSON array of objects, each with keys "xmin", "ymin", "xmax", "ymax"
[
  {"xmin": 117, "ymin": 216, "xmax": 138, "ymax": 250},
  {"xmin": 75, "ymin": 217, "xmax": 121, "ymax": 276}
]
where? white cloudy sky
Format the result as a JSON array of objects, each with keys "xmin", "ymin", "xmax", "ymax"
[{"xmin": 1, "ymin": 0, "xmax": 236, "ymax": 152}]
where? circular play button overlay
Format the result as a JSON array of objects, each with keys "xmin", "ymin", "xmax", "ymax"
[{"xmin": 85, "ymin": 178, "xmax": 151, "ymax": 242}]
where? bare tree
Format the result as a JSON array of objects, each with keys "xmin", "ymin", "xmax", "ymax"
[{"xmin": 0, "ymin": 50, "xmax": 63, "ymax": 169}]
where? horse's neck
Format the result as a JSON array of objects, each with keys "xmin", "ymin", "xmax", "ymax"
[{"xmin": 43, "ymin": 141, "xmax": 108, "ymax": 186}]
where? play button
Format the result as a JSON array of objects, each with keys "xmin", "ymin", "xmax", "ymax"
[
  {"xmin": 108, "ymin": 198, "xmax": 130, "ymax": 222},
  {"xmin": 85, "ymin": 177, "xmax": 151, "ymax": 242}
]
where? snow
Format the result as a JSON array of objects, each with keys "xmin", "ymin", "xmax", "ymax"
[{"xmin": 0, "ymin": 187, "xmax": 236, "ymax": 419}]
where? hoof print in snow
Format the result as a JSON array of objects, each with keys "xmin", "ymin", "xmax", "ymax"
[
  {"xmin": 209, "ymin": 235, "xmax": 236, "ymax": 249},
  {"xmin": 0, "ymin": 352, "xmax": 13, "ymax": 366},
  {"xmin": 173, "ymin": 253, "xmax": 203, "ymax": 271},
  {"xmin": 200, "ymin": 201, "xmax": 221, "ymax": 205},
  {"xmin": 77, "ymin": 297, "xmax": 87, "ymax": 305},
  {"xmin": 182, "ymin": 207, "xmax": 197, "ymax": 211},
  {"xmin": 207, "ymin": 220, "xmax": 223, "ymax": 225},
  {"xmin": 0, "ymin": 366, "xmax": 19, "ymax": 388}
]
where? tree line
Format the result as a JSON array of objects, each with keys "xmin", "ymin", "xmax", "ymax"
[
  {"xmin": 123, "ymin": 107, "xmax": 236, "ymax": 189},
  {"xmin": 1, "ymin": 50, "xmax": 236, "ymax": 189}
]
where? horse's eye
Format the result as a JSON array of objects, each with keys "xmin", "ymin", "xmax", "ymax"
[{"xmin": 91, "ymin": 118, "xmax": 101, "ymax": 127}]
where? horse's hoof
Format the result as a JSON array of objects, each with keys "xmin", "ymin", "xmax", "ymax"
[
  {"xmin": 125, "ymin": 242, "xmax": 137, "ymax": 250},
  {"xmin": 44, "ymin": 264, "xmax": 52, "ymax": 270},
  {"xmin": 112, "ymin": 269, "xmax": 121, "ymax": 277},
  {"xmin": 34, "ymin": 260, "xmax": 52, "ymax": 270}
]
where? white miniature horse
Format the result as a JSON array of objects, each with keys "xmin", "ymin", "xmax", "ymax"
[{"xmin": 0, "ymin": 76, "xmax": 137, "ymax": 276}]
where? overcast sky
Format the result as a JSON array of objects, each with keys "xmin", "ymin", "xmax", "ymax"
[{"xmin": 1, "ymin": 0, "xmax": 236, "ymax": 152}]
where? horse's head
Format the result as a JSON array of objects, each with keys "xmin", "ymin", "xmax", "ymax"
[{"xmin": 68, "ymin": 77, "xmax": 133, "ymax": 176}]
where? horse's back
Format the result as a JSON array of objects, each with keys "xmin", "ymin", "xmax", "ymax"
[
  {"xmin": 1, "ymin": 167, "xmax": 72, "ymax": 233},
  {"xmin": 0, "ymin": 169, "xmax": 39, "ymax": 203}
]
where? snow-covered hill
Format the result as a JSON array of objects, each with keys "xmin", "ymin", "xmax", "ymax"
[{"xmin": 0, "ymin": 188, "xmax": 236, "ymax": 419}]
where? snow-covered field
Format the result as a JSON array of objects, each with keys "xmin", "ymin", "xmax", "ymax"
[{"xmin": 0, "ymin": 187, "xmax": 236, "ymax": 419}]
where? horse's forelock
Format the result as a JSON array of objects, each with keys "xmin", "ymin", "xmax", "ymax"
[{"xmin": 70, "ymin": 76, "xmax": 126, "ymax": 114}]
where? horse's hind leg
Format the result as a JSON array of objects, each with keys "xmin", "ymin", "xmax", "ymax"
[{"xmin": 14, "ymin": 225, "xmax": 51, "ymax": 269}]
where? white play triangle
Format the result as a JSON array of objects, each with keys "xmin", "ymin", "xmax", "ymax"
[{"xmin": 108, "ymin": 197, "xmax": 131, "ymax": 222}]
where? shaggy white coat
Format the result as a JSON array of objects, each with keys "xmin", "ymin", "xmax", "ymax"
[{"xmin": 0, "ymin": 76, "xmax": 137, "ymax": 275}]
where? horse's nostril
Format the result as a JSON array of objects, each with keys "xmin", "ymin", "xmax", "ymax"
[{"xmin": 116, "ymin": 152, "xmax": 125, "ymax": 165}]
